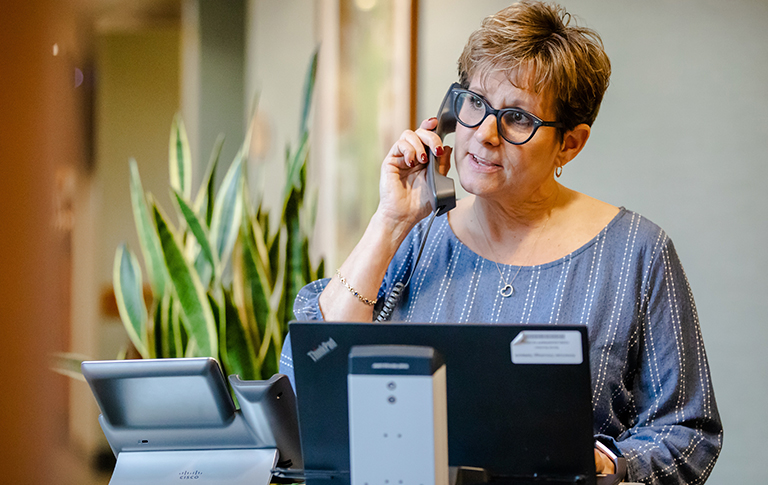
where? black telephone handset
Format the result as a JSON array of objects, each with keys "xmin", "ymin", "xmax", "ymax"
[
  {"xmin": 426, "ymin": 82, "xmax": 461, "ymax": 216},
  {"xmin": 376, "ymin": 83, "xmax": 462, "ymax": 322}
]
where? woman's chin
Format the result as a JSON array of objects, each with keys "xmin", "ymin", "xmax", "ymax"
[
  {"xmin": 457, "ymin": 175, "xmax": 502, "ymax": 199},
  {"xmin": 457, "ymin": 168, "xmax": 503, "ymax": 198}
]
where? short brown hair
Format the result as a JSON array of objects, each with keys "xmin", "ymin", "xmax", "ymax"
[{"xmin": 457, "ymin": 1, "xmax": 611, "ymax": 132}]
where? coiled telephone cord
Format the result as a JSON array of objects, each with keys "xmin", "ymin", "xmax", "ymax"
[{"xmin": 375, "ymin": 211, "xmax": 438, "ymax": 322}]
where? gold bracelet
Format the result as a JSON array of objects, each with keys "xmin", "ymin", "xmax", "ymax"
[{"xmin": 335, "ymin": 269, "xmax": 377, "ymax": 306}]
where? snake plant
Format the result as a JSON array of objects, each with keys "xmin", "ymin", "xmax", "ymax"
[{"xmin": 113, "ymin": 51, "xmax": 323, "ymax": 379}]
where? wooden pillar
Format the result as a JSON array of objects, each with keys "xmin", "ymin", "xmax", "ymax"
[{"xmin": 0, "ymin": 0, "xmax": 82, "ymax": 481}]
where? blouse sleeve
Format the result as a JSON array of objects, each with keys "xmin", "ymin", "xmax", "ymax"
[
  {"xmin": 278, "ymin": 278, "xmax": 330, "ymax": 388},
  {"xmin": 292, "ymin": 278, "xmax": 331, "ymax": 322},
  {"xmin": 614, "ymin": 237, "xmax": 723, "ymax": 485}
]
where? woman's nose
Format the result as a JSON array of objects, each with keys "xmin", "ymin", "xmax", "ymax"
[{"xmin": 474, "ymin": 114, "xmax": 500, "ymax": 146}]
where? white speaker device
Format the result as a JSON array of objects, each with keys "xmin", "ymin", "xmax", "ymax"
[{"xmin": 347, "ymin": 345, "xmax": 448, "ymax": 485}]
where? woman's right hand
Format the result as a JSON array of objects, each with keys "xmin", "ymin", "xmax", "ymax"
[
  {"xmin": 375, "ymin": 117, "xmax": 453, "ymax": 234},
  {"xmin": 317, "ymin": 118, "xmax": 451, "ymax": 322}
]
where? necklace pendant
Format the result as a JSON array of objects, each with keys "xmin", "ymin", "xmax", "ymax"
[{"xmin": 500, "ymin": 284, "xmax": 514, "ymax": 298}]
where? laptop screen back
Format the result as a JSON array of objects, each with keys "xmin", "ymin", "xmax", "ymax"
[{"xmin": 290, "ymin": 322, "xmax": 596, "ymax": 485}]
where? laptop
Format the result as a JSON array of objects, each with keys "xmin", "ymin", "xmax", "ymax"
[{"xmin": 289, "ymin": 322, "xmax": 596, "ymax": 485}]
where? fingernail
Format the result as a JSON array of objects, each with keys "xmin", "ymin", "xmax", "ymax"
[
  {"xmin": 408, "ymin": 159, "xmax": 415, "ymax": 168},
  {"xmin": 429, "ymin": 117, "xmax": 437, "ymax": 122},
  {"xmin": 420, "ymin": 153, "xmax": 427, "ymax": 163},
  {"xmin": 435, "ymin": 146, "xmax": 444, "ymax": 156}
]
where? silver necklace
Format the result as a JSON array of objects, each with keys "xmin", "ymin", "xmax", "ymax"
[{"xmin": 473, "ymin": 204, "xmax": 552, "ymax": 298}]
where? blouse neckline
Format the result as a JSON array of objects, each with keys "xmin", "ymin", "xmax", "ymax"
[{"xmin": 442, "ymin": 207, "xmax": 629, "ymax": 271}]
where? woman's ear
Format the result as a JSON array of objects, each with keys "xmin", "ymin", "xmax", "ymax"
[{"xmin": 557, "ymin": 123, "xmax": 591, "ymax": 168}]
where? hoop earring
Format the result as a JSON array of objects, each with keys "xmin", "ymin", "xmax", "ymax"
[{"xmin": 555, "ymin": 165, "xmax": 563, "ymax": 178}]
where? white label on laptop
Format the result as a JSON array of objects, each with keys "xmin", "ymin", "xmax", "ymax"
[{"xmin": 510, "ymin": 330, "xmax": 583, "ymax": 365}]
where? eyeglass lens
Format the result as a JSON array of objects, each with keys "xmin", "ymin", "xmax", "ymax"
[{"xmin": 455, "ymin": 92, "xmax": 537, "ymax": 144}]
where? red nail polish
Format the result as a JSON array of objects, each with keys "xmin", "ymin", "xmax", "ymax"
[
  {"xmin": 435, "ymin": 146, "xmax": 444, "ymax": 156},
  {"xmin": 420, "ymin": 153, "xmax": 427, "ymax": 163}
]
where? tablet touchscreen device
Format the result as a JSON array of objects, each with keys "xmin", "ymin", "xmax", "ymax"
[{"xmin": 82, "ymin": 357, "xmax": 234, "ymax": 430}]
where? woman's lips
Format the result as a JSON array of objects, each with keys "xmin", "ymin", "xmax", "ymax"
[{"xmin": 470, "ymin": 153, "xmax": 500, "ymax": 170}]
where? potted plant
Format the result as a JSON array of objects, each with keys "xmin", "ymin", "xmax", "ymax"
[{"xmin": 112, "ymin": 51, "xmax": 323, "ymax": 380}]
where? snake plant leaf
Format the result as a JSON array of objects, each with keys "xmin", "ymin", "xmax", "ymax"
[
  {"xmin": 155, "ymin": 292, "xmax": 185, "ymax": 358},
  {"xmin": 153, "ymin": 204, "xmax": 218, "ymax": 358},
  {"xmin": 313, "ymin": 258, "xmax": 325, "ymax": 282},
  {"xmin": 299, "ymin": 47, "xmax": 319, "ymax": 137},
  {"xmin": 259, "ymin": 321, "xmax": 279, "ymax": 378},
  {"xmin": 251, "ymin": 219, "xmax": 273, "ymax": 286},
  {"xmin": 218, "ymin": 291, "xmax": 258, "ymax": 380},
  {"xmin": 281, "ymin": 133, "xmax": 309, "ymax": 214},
  {"xmin": 169, "ymin": 114, "xmax": 192, "ymax": 200},
  {"xmin": 184, "ymin": 339, "xmax": 199, "ymax": 358},
  {"xmin": 244, "ymin": 191, "xmax": 272, "ymax": 283},
  {"xmin": 258, "ymin": 285, "xmax": 284, "ymax": 377},
  {"xmin": 194, "ymin": 133, "xmax": 225, "ymax": 228},
  {"xmin": 256, "ymin": 205, "xmax": 270, "ymax": 244},
  {"xmin": 208, "ymin": 295, "xmax": 223, "ymax": 357},
  {"xmin": 233, "ymin": 225, "xmax": 271, "ymax": 350},
  {"xmin": 172, "ymin": 299, "xmax": 186, "ymax": 357},
  {"xmin": 173, "ymin": 189, "xmax": 218, "ymax": 271},
  {"xmin": 232, "ymin": 238, "xmax": 258, "ymax": 346},
  {"xmin": 155, "ymin": 293, "xmax": 169, "ymax": 357},
  {"xmin": 257, "ymin": 251, "xmax": 285, "ymax": 377},
  {"xmin": 51, "ymin": 353, "xmax": 89, "ymax": 382},
  {"xmin": 306, "ymin": 186, "xmax": 320, "ymax": 238},
  {"xmin": 270, "ymin": 268, "xmax": 285, "ymax": 352},
  {"xmin": 113, "ymin": 244, "xmax": 150, "ymax": 359},
  {"xmin": 212, "ymin": 106, "xmax": 255, "ymax": 263},
  {"xmin": 282, "ymin": 191, "xmax": 309, "ymax": 325},
  {"xmin": 300, "ymin": 236, "xmax": 312, "ymax": 289},
  {"xmin": 129, "ymin": 159, "xmax": 167, "ymax": 296},
  {"xmin": 268, "ymin": 229, "xmax": 281, "ymax": 291},
  {"xmin": 210, "ymin": 155, "xmax": 244, "ymax": 269},
  {"xmin": 145, "ymin": 298, "xmax": 157, "ymax": 359},
  {"xmin": 270, "ymin": 227, "xmax": 288, "ymax": 335},
  {"xmin": 193, "ymin": 251, "xmax": 214, "ymax": 289}
]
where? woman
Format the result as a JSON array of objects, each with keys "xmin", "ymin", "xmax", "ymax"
[{"xmin": 281, "ymin": 1, "xmax": 722, "ymax": 483}]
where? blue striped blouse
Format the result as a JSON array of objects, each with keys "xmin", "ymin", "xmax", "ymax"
[{"xmin": 280, "ymin": 208, "xmax": 722, "ymax": 485}]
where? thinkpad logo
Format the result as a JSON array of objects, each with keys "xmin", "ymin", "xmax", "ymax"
[{"xmin": 307, "ymin": 337, "xmax": 338, "ymax": 362}]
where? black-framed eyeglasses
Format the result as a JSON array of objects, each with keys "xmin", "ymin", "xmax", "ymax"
[{"xmin": 453, "ymin": 88, "xmax": 563, "ymax": 145}]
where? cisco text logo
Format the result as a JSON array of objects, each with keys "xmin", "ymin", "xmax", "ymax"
[{"xmin": 179, "ymin": 470, "xmax": 202, "ymax": 480}]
